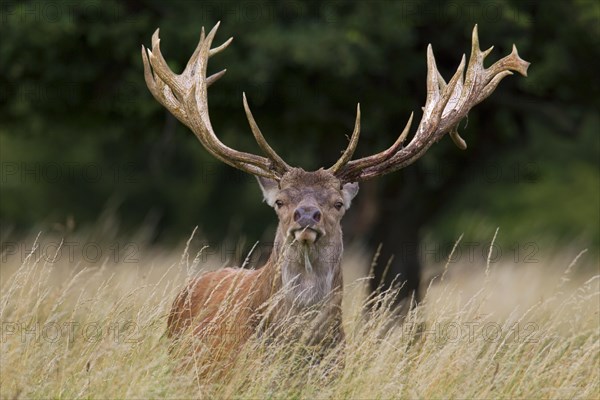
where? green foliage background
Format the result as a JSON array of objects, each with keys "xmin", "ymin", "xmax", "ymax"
[{"xmin": 1, "ymin": 0, "xmax": 598, "ymax": 256}]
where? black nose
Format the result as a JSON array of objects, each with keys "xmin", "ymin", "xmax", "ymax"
[{"xmin": 293, "ymin": 205, "xmax": 321, "ymax": 227}]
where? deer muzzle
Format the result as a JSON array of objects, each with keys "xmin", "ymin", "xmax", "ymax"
[{"xmin": 290, "ymin": 205, "xmax": 324, "ymax": 244}]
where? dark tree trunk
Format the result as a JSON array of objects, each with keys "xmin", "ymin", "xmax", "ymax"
[
  {"xmin": 365, "ymin": 168, "xmax": 426, "ymax": 313},
  {"xmin": 368, "ymin": 213, "xmax": 422, "ymax": 309},
  {"xmin": 344, "ymin": 170, "xmax": 427, "ymax": 313}
]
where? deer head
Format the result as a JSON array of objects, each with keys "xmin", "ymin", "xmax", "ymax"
[
  {"xmin": 257, "ymin": 169, "xmax": 357, "ymax": 271},
  {"xmin": 143, "ymin": 23, "xmax": 529, "ymax": 357}
]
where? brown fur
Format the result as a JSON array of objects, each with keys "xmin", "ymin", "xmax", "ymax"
[{"xmin": 167, "ymin": 168, "xmax": 357, "ymax": 370}]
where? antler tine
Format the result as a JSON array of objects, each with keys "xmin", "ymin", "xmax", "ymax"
[
  {"xmin": 341, "ymin": 112, "xmax": 414, "ymax": 173},
  {"xmin": 242, "ymin": 93, "xmax": 291, "ymax": 174},
  {"xmin": 142, "ymin": 22, "xmax": 289, "ymax": 180},
  {"xmin": 334, "ymin": 25, "xmax": 529, "ymax": 182},
  {"xmin": 148, "ymin": 29, "xmax": 185, "ymax": 98},
  {"xmin": 328, "ymin": 104, "xmax": 361, "ymax": 174},
  {"xmin": 141, "ymin": 44, "xmax": 187, "ymax": 123}
]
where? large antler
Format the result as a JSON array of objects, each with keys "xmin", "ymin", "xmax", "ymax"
[
  {"xmin": 141, "ymin": 22, "xmax": 290, "ymax": 180},
  {"xmin": 331, "ymin": 25, "xmax": 530, "ymax": 182}
]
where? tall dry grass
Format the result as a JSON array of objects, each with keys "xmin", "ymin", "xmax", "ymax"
[{"xmin": 1, "ymin": 232, "xmax": 598, "ymax": 399}]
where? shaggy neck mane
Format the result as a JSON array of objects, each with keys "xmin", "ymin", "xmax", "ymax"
[{"xmin": 257, "ymin": 222, "xmax": 343, "ymax": 311}]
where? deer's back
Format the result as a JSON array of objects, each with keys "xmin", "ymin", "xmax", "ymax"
[{"xmin": 167, "ymin": 267, "xmax": 270, "ymax": 349}]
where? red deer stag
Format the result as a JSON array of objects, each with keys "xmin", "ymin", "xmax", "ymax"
[{"xmin": 141, "ymin": 22, "xmax": 529, "ymax": 365}]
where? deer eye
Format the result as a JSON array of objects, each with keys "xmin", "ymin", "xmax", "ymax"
[
  {"xmin": 275, "ymin": 200, "xmax": 284, "ymax": 208},
  {"xmin": 334, "ymin": 201, "xmax": 344, "ymax": 210}
]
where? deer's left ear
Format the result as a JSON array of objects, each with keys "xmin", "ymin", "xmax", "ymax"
[
  {"xmin": 256, "ymin": 176, "xmax": 279, "ymax": 207},
  {"xmin": 341, "ymin": 182, "xmax": 359, "ymax": 209}
]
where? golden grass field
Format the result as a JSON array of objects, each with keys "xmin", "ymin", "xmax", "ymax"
[{"xmin": 1, "ymin": 231, "xmax": 598, "ymax": 399}]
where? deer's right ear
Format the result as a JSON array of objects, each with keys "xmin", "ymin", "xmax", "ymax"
[{"xmin": 256, "ymin": 176, "xmax": 279, "ymax": 207}]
